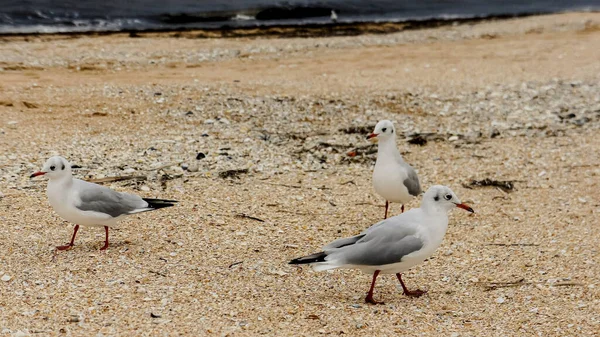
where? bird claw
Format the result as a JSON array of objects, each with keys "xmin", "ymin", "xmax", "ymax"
[
  {"xmin": 56, "ymin": 244, "xmax": 73, "ymax": 251},
  {"xmin": 365, "ymin": 296, "xmax": 385, "ymax": 305},
  {"xmin": 403, "ymin": 289, "xmax": 427, "ymax": 297}
]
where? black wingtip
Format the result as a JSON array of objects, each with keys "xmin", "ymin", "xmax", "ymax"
[
  {"xmin": 143, "ymin": 198, "xmax": 178, "ymax": 210},
  {"xmin": 289, "ymin": 252, "xmax": 327, "ymax": 265}
]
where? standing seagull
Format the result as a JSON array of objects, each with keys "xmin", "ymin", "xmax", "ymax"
[
  {"xmin": 367, "ymin": 120, "xmax": 421, "ymax": 218},
  {"xmin": 290, "ymin": 185, "xmax": 473, "ymax": 304},
  {"xmin": 30, "ymin": 156, "xmax": 177, "ymax": 251}
]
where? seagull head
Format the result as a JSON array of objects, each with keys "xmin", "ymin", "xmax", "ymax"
[
  {"xmin": 367, "ymin": 120, "xmax": 395, "ymax": 143},
  {"xmin": 424, "ymin": 185, "xmax": 474, "ymax": 213},
  {"xmin": 30, "ymin": 156, "xmax": 72, "ymax": 180}
]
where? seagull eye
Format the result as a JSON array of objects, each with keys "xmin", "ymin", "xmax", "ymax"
[
  {"xmin": 444, "ymin": 194, "xmax": 452, "ymax": 200},
  {"xmin": 50, "ymin": 165, "xmax": 55, "ymax": 171},
  {"xmin": 382, "ymin": 128, "xmax": 387, "ymax": 132}
]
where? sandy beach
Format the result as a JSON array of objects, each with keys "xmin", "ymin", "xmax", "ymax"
[{"xmin": 1, "ymin": 12, "xmax": 599, "ymax": 336}]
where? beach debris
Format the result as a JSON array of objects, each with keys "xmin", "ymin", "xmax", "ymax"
[
  {"xmin": 465, "ymin": 178, "xmax": 514, "ymax": 192},
  {"xmin": 407, "ymin": 134, "xmax": 428, "ymax": 145},
  {"xmin": 235, "ymin": 213, "xmax": 265, "ymax": 222},
  {"xmin": 228, "ymin": 261, "xmax": 243, "ymax": 268},
  {"xmin": 196, "ymin": 152, "xmax": 206, "ymax": 160},
  {"xmin": 22, "ymin": 101, "xmax": 38, "ymax": 109},
  {"xmin": 339, "ymin": 125, "xmax": 375, "ymax": 135},
  {"xmin": 218, "ymin": 168, "xmax": 248, "ymax": 179},
  {"xmin": 150, "ymin": 313, "xmax": 162, "ymax": 318}
]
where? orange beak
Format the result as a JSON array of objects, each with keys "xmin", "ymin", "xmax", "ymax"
[
  {"xmin": 366, "ymin": 133, "xmax": 378, "ymax": 140},
  {"xmin": 456, "ymin": 203, "xmax": 474, "ymax": 213},
  {"xmin": 30, "ymin": 171, "xmax": 46, "ymax": 178}
]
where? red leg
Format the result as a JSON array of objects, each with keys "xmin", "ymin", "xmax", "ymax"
[
  {"xmin": 365, "ymin": 270, "xmax": 384, "ymax": 304},
  {"xmin": 384, "ymin": 201, "xmax": 389, "ymax": 219},
  {"xmin": 99, "ymin": 226, "xmax": 109, "ymax": 250},
  {"xmin": 396, "ymin": 273, "xmax": 426, "ymax": 297},
  {"xmin": 401, "ymin": 204, "xmax": 405, "ymax": 213},
  {"xmin": 57, "ymin": 225, "xmax": 79, "ymax": 250}
]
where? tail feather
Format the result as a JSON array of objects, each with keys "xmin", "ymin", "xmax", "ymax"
[
  {"xmin": 143, "ymin": 198, "xmax": 178, "ymax": 210},
  {"xmin": 289, "ymin": 251, "xmax": 327, "ymax": 265}
]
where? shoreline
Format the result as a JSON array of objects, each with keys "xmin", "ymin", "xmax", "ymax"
[{"xmin": 0, "ymin": 11, "xmax": 593, "ymax": 40}]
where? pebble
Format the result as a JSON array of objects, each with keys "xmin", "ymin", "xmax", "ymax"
[
  {"xmin": 495, "ymin": 297, "xmax": 506, "ymax": 304},
  {"xmin": 1, "ymin": 274, "xmax": 11, "ymax": 282},
  {"xmin": 187, "ymin": 162, "xmax": 199, "ymax": 172}
]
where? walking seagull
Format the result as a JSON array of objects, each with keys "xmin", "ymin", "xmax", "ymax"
[
  {"xmin": 290, "ymin": 185, "xmax": 473, "ymax": 304},
  {"xmin": 31, "ymin": 156, "xmax": 177, "ymax": 251},
  {"xmin": 367, "ymin": 120, "xmax": 421, "ymax": 218}
]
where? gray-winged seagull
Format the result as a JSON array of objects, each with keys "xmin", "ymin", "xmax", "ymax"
[
  {"xmin": 31, "ymin": 156, "xmax": 177, "ymax": 251},
  {"xmin": 367, "ymin": 120, "xmax": 421, "ymax": 218},
  {"xmin": 290, "ymin": 185, "xmax": 473, "ymax": 304}
]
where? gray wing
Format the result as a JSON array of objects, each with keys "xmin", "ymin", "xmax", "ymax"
[
  {"xmin": 74, "ymin": 180, "xmax": 147, "ymax": 217},
  {"xmin": 323, "ymin": 234, "xmax": 366, "ymax": 250},
  {"xmin": 334, "ymin": 225, "xmax": 423, "ymax": 266},
  {"xmin": 403, "ymin": 165, "xmax": 422, "ymax": 197},
  {"xmin": 394, "ymin": 152, "xmax": 422, "ymax": 197}
]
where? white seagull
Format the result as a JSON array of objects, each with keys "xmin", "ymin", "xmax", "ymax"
[
  {"xmin": 290, "ymin": 185, "xmax": 473, "ymax": 304},
  {"xmin": 31, "ymin": 156, "xmax": 177, "ymax": 251},
  {"xmin": 367, "ymin": 120, "xmax": 421, "ymax": 218}
]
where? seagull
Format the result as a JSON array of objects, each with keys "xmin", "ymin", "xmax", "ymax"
[
  {"xmin": 30, "ymin": 156, "xmax": 177, "ymax": 251},
  {"xmin": 367, "ymin": 120, "xmax": 421, "ymax": 218},
  {"xmin": 330, "ymin": 10, "xmax": 338, "ymax": 23},
  {"xmin": 290, "ymin": 185, "xmax": 473, "ymax": 304}
]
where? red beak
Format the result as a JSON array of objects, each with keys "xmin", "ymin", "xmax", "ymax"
[
  {"xmin": 30, "ymin": 171, "xmax": 46, "ymax": 178},
  {"xmin": 456, "ymin": 203, "xmax": 474, "ymax": 213},
  {"xmin": 366, "ymin": 133, "xmax": 378, "ymax": 140}
]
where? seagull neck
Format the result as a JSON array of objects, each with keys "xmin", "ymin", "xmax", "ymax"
[
  {"xmin": 49, "ymin": 175, "xmax": 74, "ymax": 187},
  {"xmin": 377, "ymin": 138, "xmax": 401, "ymax": 159}
]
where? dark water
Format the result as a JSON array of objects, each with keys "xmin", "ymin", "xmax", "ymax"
[{"xmin": 0, "ymin": 0, "xmax": 598, "ymax": 34}]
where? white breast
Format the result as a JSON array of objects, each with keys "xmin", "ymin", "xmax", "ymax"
[
  {"xmin": 373, "ymin": 162, "xmax": 412, "ymax": 204},
  {"xmin": 47, "ymin": 180, "xmax": 116, "ymax": 227}
]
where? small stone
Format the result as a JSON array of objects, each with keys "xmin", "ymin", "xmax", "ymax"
[
  {"xmin": 0, "ymin": 191, "xmax": 4, "ymax": 199},
  {"xmin": 495, "ymin": 296, "xmax": 506, "ymax": 304},
  {"xmin": 448, "ymin": 135, "xmax": 459, "ymax": 141},
  {"xmin": 204, "ymin": 119, "xmax": 215, "ymax": 125},
  {"xmin": 181, "ymin": 163, "xmax": 189, "ymax": 170},
  {"xmin": 140, "ymin": 186, "xmax": 151, "ymax": 192},
  {"xmin": 578, "ymin": 197, "xmax": 587, "ymax": 204},
  {"xmin": 196, "ymin": 152, "xmax": 206, "ymax": 160},
  {"xmin": 1, "ymin": 274, "xmax": 11, "ymax": 282},
  {"xmin": 187, "ymin": 162, "xmax": 199, "ymax": 172}
]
